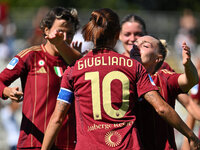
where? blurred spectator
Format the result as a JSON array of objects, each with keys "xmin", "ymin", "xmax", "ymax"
[
  {"xmin": 174, "ymin": 9, "xmax": 198, "ymax": 57},
  {"xmin": 0, "ymin": 35, "xmax": 10, "ymax": 62},
  {"xmin": 0, "ymin": 2, "xmax": 16, "ymax": 58},
  {"xmin": 0, "ymin": 102, "xmax": 20, "ymax": 150},
  {"xmin": 27, "ymin": 6, "xmax": 50, "ymax": 46},
  {"xmin": 0, "ymin": 2, "xmax": 8, "ymax": 23},
  {"xmin": 3, "ymin": 17, "xmax": 17, "ymax": 58}
]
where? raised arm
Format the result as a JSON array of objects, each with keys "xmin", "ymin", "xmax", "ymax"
[
  {"xmin": 41, "ymin": 101, "xmax": 71, "ymax": 150},
  {"xmin": 178, "ymin": 42, "xmax": 199, "ymax": 92},
  {"xmin": 46, "ymin": 30, "xmax": 82, "ymax": 64},
  {"xmin": 144, "ymin": 90, "xmax": 200, "ymax": 149},
  {"xmin": 177, "ymin": 94, "xmax": 200, "ymax": 120}
]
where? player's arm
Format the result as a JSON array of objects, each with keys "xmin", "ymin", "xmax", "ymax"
[
  {"xmin": 45, "ymin": 30, "xmax": 82, "ymax": 64},
  {"xmin": 144, "ymin": 90, "xmax": 200, "ymax": 149},
  {"xmin": 181, "ymin": 113, "xmax": 197, "ymax": 150},
  {"xmin": 42, "ymin": 100, "xmax": 70, "ymax": 150},
  {"xmin": 178, "ymin": 42, "xmax": 199, "ymax": 92},
  {"xmin": 3, "ymin": 87, "xmax": 23, "ymax": 102},
  {"xmin": 42, "ymin": 86, "xmax": 74, "ymax": 150},
  {"xmin": 177, "ymin": 94, "xmax": 200, "ymax": 120},
  {"xmin": 0, "ymin": 56, "xmax": 24, "ymax": 102}
]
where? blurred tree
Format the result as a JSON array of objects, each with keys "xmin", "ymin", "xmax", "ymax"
[
  {"xmin": 128, "ymin": 0, "xmax": 200, "ymax": 11},
  {"xmin": 2, "ymin": 0, "xmax": 46, "ymax": 7},
  {"xmin": 2, "ymin": 0, "xmax": 200, "ymax": 11}
]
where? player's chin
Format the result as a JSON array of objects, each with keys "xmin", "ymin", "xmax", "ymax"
[{"xmin": 127, "ymin": 45, "xmax": 134, "ymax": 52}]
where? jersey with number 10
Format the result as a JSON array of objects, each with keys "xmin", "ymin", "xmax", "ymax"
[{"xmin": 60, "ymin": 49, "xmax": 158, "ymax": 150}]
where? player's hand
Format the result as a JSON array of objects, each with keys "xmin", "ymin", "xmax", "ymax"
[
  {"xmin": 189, "ymin": 135, "xmax": 200, "ymax": 150},
  {"xmin": 130, "ymin": 44, "xmax": 141, "ymax": 63},
  {"xmin": 3, "ymin": 87, "xmax": 23, "ymax": 102},
  {"xmin": 182, "ymin": 42, "xmax": 191, "ymax": 66},
  {"xmin": 71, "ymin": 41, "xmax": 82, "ymax": 53},
  {"xmin": 45, "ymin": 30, "xmax": 66, "ymax": 46}
]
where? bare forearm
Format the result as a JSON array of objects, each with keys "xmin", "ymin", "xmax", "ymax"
[
  {"xmin": 42, "ymin": 101, "xmax": 70, "ymax": 150},
  {"xmin": 185, "ymin": 101, "xmax": 200, "ymax": 120},
  {"xmin": 178, "ymin": 94, "xmax": 200, "ymax": 120},
  {"xmin": 161, "ymin": 103, "xmax": 195, "ymax": 140},
  {"xmin": 179, "ymin": 60, "xmax": 199, "ymax": 92},
  {"xmin": 144, "ymin": 91, "xmax": 196, "ymax": 140},
  {"xmin": 41, "ymin": 117, "xmax": 63, "ymax": 150},
  {"xmin": 186, "ymin": 113, "xmax": 196, "ymax": 130},
  {"xmin": 181, "ymin": 113, "xmax": 196, "ymax": 150},
  {"xmin": 56, "ymin": 41, "xmax": 82, "ymax": 64}
]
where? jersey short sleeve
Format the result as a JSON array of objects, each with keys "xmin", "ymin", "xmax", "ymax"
[
  {"xmin": 165, "ymin": 70, "xmax": 182, "ymax": 95},
  {"xmin": 135, "ymin": 62, "xmax": 158, "ymax": 97},
  {"xmin": 0, "ymin": 55, "xmax": 26, "ymax": 99},
  {"xmin": 57, "ymin": 66, "xmax": 74, "ymax": 104},
  {"xmin": 160, "ymin": 62, "xmax": 175, "ymax": 72}
]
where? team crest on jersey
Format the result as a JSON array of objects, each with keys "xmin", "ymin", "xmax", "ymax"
[
  {"xmin": 54, "ymin": 66, "xmax": 63, "ymax": 77},
  {"xmin": 148, "ymin": 74, "xmax": 156, "ymax": 86},
  {"xmin": 105, "ymin": 131, "xmax": 122, "ymax": 147},
  {"xmin": 7, "ymin": 57, "xmax": 19, "ymax": 70},
  {"xmin": 38, "ymin": 60, "xmax": 45, "ymax": 66},
  {"xmin": 190, "ymin": 84, "xmax": 199, "ymax": 95}
]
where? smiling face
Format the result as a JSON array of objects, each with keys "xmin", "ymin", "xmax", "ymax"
[
  {"xmin": 119, "ymin": 21, "xmax": 144, "ymax": 53},
  {"xmin": 134, "ymin": 36, "xmax": 160, "ymax": 70}
]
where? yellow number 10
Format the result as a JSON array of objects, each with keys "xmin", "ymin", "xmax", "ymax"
[{"xmin": 85, "ymin": 71, "xmax": 130, "ymax": 120}]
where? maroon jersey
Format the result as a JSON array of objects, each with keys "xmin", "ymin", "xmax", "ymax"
[
  {"xmin": 60, "ymin": 48, "xmax": 158, "ymax": 150},
  {"xmin": 160, "ymin": 62, "xmax": 175, "ymax": 72},
  {"xmin": 136, "ymin": 69, "xmax": 182, "ymax": 150},
  {"xmin": 0, "ymin": 45, "xmax": 76, "ymax": 149}
]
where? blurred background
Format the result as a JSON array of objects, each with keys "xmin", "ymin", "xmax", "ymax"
[{"xmin": 0, "ymin": 0, "xmax": 200, "ymax": 149}]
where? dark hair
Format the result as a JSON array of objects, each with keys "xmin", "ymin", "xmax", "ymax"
[
  {"xmin": 121, "ymin": 14, "xmax": 147, "ymax": 35},
  {"xmin": 40, "ymin": 6, "xmax": 80, "ymax": 36},
  {"xmin": 82, "ymin": 8, "xmax": 120, "ymax": 46},
  {"xmin": 155, "ymin": 38, "xmax": 167, "ymax": 71}
]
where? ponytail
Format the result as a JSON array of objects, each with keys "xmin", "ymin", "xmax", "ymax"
[{"xmin": 82, "ymin": 8, "xmax": 120, "ymax": 47}]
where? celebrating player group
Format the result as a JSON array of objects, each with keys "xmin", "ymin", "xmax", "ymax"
[{"xmin": 0, "ymin": 6, "xmax": 200, "ymax": 150}]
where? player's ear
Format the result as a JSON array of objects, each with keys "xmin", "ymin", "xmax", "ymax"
[
  {"xmin": 44, "ymin": 27, "xmax": 50, "ymax": 36},
  {"xmin": 156, "ymin": 54, "xmax": 163, "ymax": 63}
]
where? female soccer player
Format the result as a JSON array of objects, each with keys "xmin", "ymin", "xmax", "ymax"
[
  {"xmin": 119, "ymin": 14, "xmax": 200, "ymax": 149},
  {"xmin": 181, "ymin": 59, "xmax": 200, "ymax": 150},
  {"xmin": 0, "ymin": 7, "xmax": 81, "ymax": 149},
  {"xmin": 42, "ymin": 8, "xmax": 200, "ymax": 150},
  {"xmin": 130, "ymin": 35, "xmax": 199, "ymax": 150},
  {"xmin": 119, "ymin": 14, "xmax": 147, "ymax": 57}
]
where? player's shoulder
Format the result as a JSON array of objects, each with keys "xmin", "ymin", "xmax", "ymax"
[
  {"xmin": 157, "ymin": 69, "xmax": 176, "ymax": 76},
  {"xmin": 160, "ymin": 62, "xmax": 175, "ymax": 72},
  {"xmin": 17, "ymin": 45, "xmax": 42, "ymax": 58}
]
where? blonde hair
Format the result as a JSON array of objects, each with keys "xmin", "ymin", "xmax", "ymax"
[{"xmin": 159, "ymin": 39, "xmax": 169, "ymax": 52}]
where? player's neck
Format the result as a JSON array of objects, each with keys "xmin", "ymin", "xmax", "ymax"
[
  {"xmin": 44, "ymin": 42, "xmax": 60, "ymax": 56},
  {"xmin": 124, "ymin": 50, "xmax": 130, "ymax": 57},
  {"xmin": 94, "ymin": 39, "xmax": 117, "ymax": 50},
  {"xmin": 145, "ymin": 65, "xmax": 156, "ymax": 75}
]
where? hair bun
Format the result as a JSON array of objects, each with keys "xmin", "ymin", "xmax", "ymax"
[
  {"xmin": 91, "ymin": 12, "xmax": 107, "ymax": 27},
  {"xmin": 160, "ymin": 39, "xmax": 168, "ymax": 52},
  {"xmin": 70, "ymin": 8, "xmax": 78, "ymax": 19}
]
